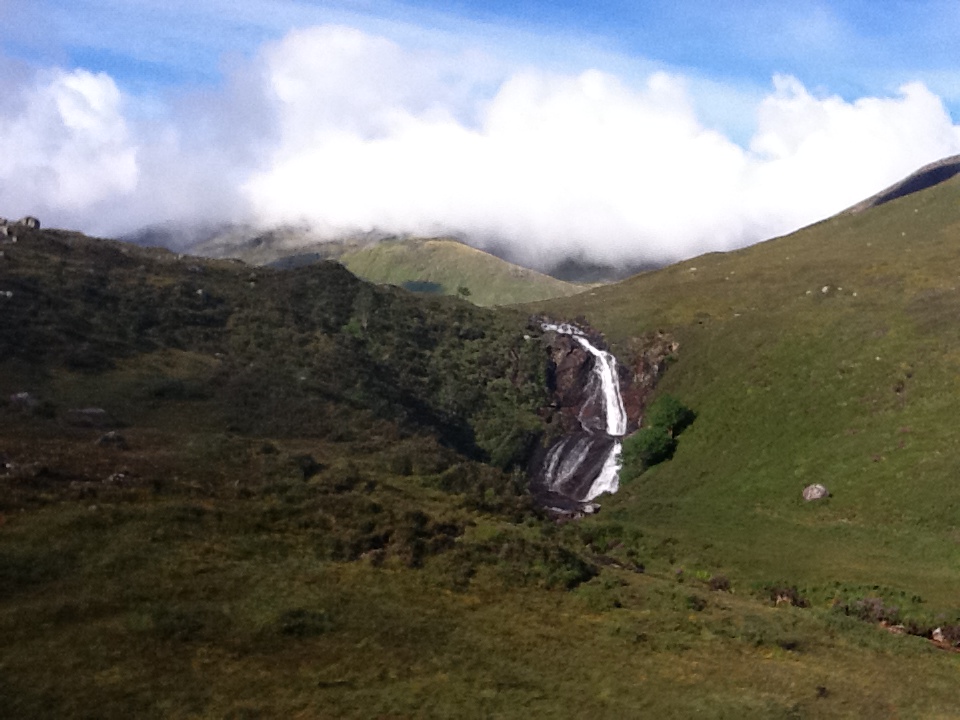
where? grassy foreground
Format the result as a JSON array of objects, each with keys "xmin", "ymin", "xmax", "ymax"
[{"xmin": 3, "ymin": 421, "xmax": 960, "ymax": 719}]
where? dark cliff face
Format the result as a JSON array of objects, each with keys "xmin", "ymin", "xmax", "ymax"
[
  {"xmin": 544, "ymin": 333, "xmax": 595, "ymax": 431},
  {"xmin": 540, "ymin": 328, "xmax": 678, "ymax": 434},
  {"xmin": 621, "ymin": 332, "xmax": 679, "ymax": 428}
]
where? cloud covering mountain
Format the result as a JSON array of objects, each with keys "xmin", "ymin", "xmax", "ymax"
[{"xmin": 3, "ymin": 21, "xmax": 960, "ymax": 267}]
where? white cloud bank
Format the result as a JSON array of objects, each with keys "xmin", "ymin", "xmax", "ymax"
[
  {"xmin": 5, "ymin": 24, "xmax": 960, "ymax": 267},
  {"xmin": 0, "ymin": 68, "xmax": 136, "ymax": 217}
]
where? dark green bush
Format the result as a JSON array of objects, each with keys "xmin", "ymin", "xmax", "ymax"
[
  {"xmin": 645, "ymin": 394, "xmax": 696, "ymax": 438},
  {"xmin": 623, "ymin": 427, "xmax": 676, "ymax": 471},
  {"xmin": 620, "ymin": 394, "xmax": 695, "ymax": 479}
]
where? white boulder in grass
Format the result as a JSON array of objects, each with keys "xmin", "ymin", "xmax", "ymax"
[{"xmin": 802, "ymin": 484, "xmax": 830, "ymax": 501}]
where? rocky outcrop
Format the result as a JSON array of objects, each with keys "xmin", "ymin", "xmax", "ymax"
[
  {"xmin": 543, "ymin": 331, "xmax": 600, "ymax": 432},
  {"xmin": 622, "ymin": 332, "xmax": 679, "ymax": 427},
  {"xmin": 534, "ymin": 322, "xmax": 680, "ymax": 433},
  {"xmin": 0, "ymin": 215, "xmax": 40, "ymax": 243}
]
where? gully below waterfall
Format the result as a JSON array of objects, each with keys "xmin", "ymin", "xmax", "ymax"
[{"xmin": 532, "ymin": 323, "xmax": 630, "ymax": 515}]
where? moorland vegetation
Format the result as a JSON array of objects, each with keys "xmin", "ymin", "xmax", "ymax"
[{"xmin": 4, "ymin": 169, "xmax": 960, "ymax": 717}]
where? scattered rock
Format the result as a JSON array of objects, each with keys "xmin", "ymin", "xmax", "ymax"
[
  {"xmin": 17, "ymin": 216, "xmax": 39, "ymax": 229},
  {"xmin": 933, "ymin": 627, "xmax": 945, "ymax": 643},
  {"xmin": 802, "ymin": 483, "xmax": 830, "ymax": 501},
  {"xmin": 9, "ymin": 392, "xmax": 39, "ymax": 411},
  {"xmin": 97, "ymin": 431, "xmax": 129, "ymax": 450},
  {"xmin": 64, "ymin": 407, "xmax": 120, "ymax": 429}
]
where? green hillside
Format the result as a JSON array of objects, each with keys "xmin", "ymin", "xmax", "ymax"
[
  {"xmin": 6, "ymin": 175, "xmax": 960, "ymax": 717},
  {"xmin": 339, "ymin": 237, "xmax": 585, "ymax": 306},
  {"xmin": 539, "ymin": 172, "xmax": 960, "ymax": 611}
]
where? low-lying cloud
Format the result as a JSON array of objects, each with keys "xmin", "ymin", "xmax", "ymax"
[{"xmin": 5, "ymin": 24, "xmax": 960, "ymax": 268}]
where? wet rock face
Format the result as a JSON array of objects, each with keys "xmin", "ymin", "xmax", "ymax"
[
  {"xmin": 526, "ymin": 319, "xmax": 682, "ymax": 515},
  {"xmin": 541, "ymin": 328, "xmax": 676, "ymax": 434},
  {"xmin": 545, "ymin": 333, "xmax": 596, "ymax": 432},
  {"xmin": 532, "ymin": 324, "xmax": 630, "ymax": 512},
  {"xmin": 534, "ymin": 432, "xmax": 620, "ymax": 502}
]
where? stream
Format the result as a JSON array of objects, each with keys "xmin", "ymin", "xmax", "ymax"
[{"xmin": 534, "ymin": 323, "xmax": 628, "ymax": 514}]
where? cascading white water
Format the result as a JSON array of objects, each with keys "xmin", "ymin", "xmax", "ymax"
[
  {"xmin": 572, "ymin": 336, "xmax": 627, "ymax": 436},
  {"xmin": 584, "ymin": 442, "xmax": 621, "ymax": 501},
  {"xmin": 538, "ymin": 323, "xmax": 628, "ymax": 505}
]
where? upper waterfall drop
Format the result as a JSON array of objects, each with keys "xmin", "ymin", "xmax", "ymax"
[{"xmin": 572, "ymin": 336, "xmax": 627, "ymax": 437}]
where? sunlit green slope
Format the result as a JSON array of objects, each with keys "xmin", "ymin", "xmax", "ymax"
[
  {"xmin": 541, "ymin": 172, "xmax": 960, "ymax": 608},
  {"xmin": 340, "ymin": 237, "xmax": 584, "ymax": 306}
]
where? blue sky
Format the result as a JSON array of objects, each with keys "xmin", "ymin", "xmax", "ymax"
[
  {"xmin": 2, "ymin": 1, "xmax": 960, "ymax": 265},
  {"xmin": 7, "ymin": 1, "xmax": 960, "ymax": 107}
]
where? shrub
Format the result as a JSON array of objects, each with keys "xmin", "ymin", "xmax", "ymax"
[
  {"xmin": 625, "ymin": 426, "xmax": 676, "ymax": 468},
  {"xmin": 620, "ymin": 394, "xmax": 695, "ymax": 478},
  {"xmin": 644, "ymin": 394, "xmax": 697, "ymax": 438}
]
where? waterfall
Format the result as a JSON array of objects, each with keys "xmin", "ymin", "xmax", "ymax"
[
  {"xmin": 535, "ymin": 323, "xmax": 628, "ymax": 511},
  {"xmin": 572, "ymin": 336, "xmax": 627, "ymax": 436}
]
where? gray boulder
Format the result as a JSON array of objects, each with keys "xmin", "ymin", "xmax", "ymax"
[
  {"xmin": 17, "ymin": 216, "xmax": 39, "ymax": 229},
  {"xmin": 9, "ymin": 392, "xmax": 39, "ymax": 411},
  {"xmin": 802, "ymin": 483, "xmax": 830, "ymax": 501}
]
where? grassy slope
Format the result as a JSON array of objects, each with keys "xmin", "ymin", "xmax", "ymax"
[
  {"xmin": 4, "ymin": 215, "xmax": 960, "ymax": 717},
  {"xmin": 340, "ymin": 237, "xmax": 584, "ymax": 306},
  {"xmin": 540, "ymin": 173, "xmax": 960, "ymax": 610}
]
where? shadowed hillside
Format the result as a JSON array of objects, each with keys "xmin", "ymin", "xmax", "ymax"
[{"xmin": 843, "ymin": 154, "xmax": 960, "ymax": 214}]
